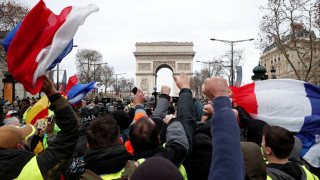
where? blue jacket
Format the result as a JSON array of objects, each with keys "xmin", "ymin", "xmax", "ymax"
[{"xmin": 208, "ymin": 96, "xmax": 245, "ymax": 180}]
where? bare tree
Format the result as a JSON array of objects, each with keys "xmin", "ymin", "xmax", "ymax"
[
  {"xmin": 114, "ymin": 77, "xmax": 134, "ymax": 97},
  {"xmin": 102, "ymin": 64, "xmax": 115, "ymax": 93},
  {"xmin": 76, "ymin": 49, "xmax": 104, "ymax": 84},
  {"xmin": 259, "ymin": 0, "xmax": 320, "ymax": 82},
  {"xmin": 220, "ymin": 49, "xmax": 245, "ymax": 84},
  {"xmin": 195, "ymin": 50, "xmax": 244, "ymax": 86},
  {"xmin": 0, "ymin": 0, "xmax": 29, "ymax": 63}
]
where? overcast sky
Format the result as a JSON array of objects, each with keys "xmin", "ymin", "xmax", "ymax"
[{"xmin": 25, "ymin": 0, "xmax": 266, "ymax": 90}]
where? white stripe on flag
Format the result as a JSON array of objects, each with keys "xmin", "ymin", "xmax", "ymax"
[
  {"xmin": 255, "ymin": 79, "xmax": 311, "ymax": 120},
  {"xmin": 32, "ymin": 4, "xmax": 99, "ymax": 86}
]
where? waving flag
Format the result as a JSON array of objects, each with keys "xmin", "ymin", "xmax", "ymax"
[
  {"xmin": 1, "ymin": 0, "xmax": 99, "ymax": 95},
  {"xmin": 230, "ymin": 79, "xmax": 320, "ymax": 167},
  {"xmin": 66, "ymin": 75, "xmax": 78, "ymax": 94},
  {"xmin": 67, "ymin": 82, "xmax": 99, "ymax": 104},
  {"xmin": 25, "ymin": 95, "xmax": 49, "ymax": 125}
]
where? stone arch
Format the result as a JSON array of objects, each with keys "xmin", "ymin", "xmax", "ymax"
[
  {"xmin": 154, "ymin": 63, "xmax": 174, "ymax": 87},
  {"xmin": 134, "ymin": 42, "xmax": 195, "ymax": 96}
]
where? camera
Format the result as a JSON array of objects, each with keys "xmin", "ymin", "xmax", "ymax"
[
  {"xmin": 132, "ymin": 87, "xmax": 138, "ymax": 95},
  {"xmin": 172, "ymin": 96, "xmax": 179, "ymax": 103}
]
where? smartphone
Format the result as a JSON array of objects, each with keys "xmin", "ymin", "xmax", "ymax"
[
  {"xmin": 132, "ymin": 87, "xmax": 138, "ymax": 95},
  {"xmin": 47, "ymin": 116, "xmax": 53, "ymax": 123},
  {"xmin": 37, "ymin": 119, "xmax": 44, "ymax": 129}
]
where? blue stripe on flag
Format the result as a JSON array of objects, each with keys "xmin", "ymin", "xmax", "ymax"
[
  {"xmin": 67, "ymin": 82, "xmax": 96, "ymax": 104},
  {"xmin": 300, "ymin": 83, "xmax": 320, "ymax": 134},
  {"xmin": 304, "ymin": 83, "xmax": 320, "ymax": 115},
  {"xmin": 1, "ymin": 22, "xmax": 22, "ymax": 53},
  {"xmin": 300, "ymin": 115, "xmax": 320, "ymax": 134},
  {"xmin": 47, "ymin": 39, "xmax": 74, "ymax": 70},
  {"xmin": 296, "ymin": 133, "xmax": 316, "ymax": 157}
]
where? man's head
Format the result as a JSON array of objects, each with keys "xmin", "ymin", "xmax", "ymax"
[
  {"xmin": 129, "ymin": 116, "xmax": 159, "ymax": 153},
  {"xmin": 20, "ymin": 99, "xmax": 30, "ymax": 111},
  {"xmin": 86, "ymin": 115, "xmax": 120, "ymax": 150},
  {"xmin": 13, "ymin": 101, "xmax": 18, "ymax": 107},
  {"xmin": 261, "ymin": 125, "xmax": 294, "ymax": 161},
  {"xmin": 0, "ymin": 124, "xmax": 34, "ymax": 150},
  {"xmin": 6, "ymin": 110, "xmax": 19, "ymax": 119}
]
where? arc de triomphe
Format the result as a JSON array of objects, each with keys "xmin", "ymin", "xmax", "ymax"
[{"xmin": 134, "ymin": 42, "xmax": 195, "ymax": 96}]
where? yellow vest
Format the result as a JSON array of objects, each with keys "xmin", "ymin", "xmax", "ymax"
[
  {"xmin": 14, "ymin": 156, "xmax": 43, "ymax": 180},
  {"xmin": 137, "ymin": 158, "xmax": 188, "ymax": 180},
  {"xmin": 302, "ymin": 165, "xmax": 319, "ymax": 180},
  {"xmin": 267, "ymin": 164, "xmax": 319, "ymax": 180},
  {"xmin": 100, "ymin": 168, "xmax": 125, "ymax": 180}
]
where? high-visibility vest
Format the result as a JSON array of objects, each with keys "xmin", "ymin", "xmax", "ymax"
[
  {"xmin": 260, "ymin": 147, "xmax": 269, "ymax": 164},
  {"xmin": 14, "ymin": 156, "xmax": 43, "ymax": 180},
  {"xmin": 100, "ymin": 168, "xmax": 125, "ymax": 180},
  {"xmin": 161, "ymin": 143, "xmax": 188, "ymax": 180},
  {"xmin": 267, "ymin": 164, "xmax": 319, "ymax": 180},
  {"xmin": 301, "ymin": 165, "xmax": 319, "ymax": 180},
  {"xmin": 137, "ymin": 158, "xmax": 188, "ymax": 180},
  {"xmin": 22, "ymin": 107, "xmax": 31, "ymax": 124}
]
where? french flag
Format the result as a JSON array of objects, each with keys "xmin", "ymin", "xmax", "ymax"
[
  {"xmin": 67, "ymin": 81, "xmax": 99, "ymax": 104},
  {"xmin": 230, "ymin": 79, "xmax": 320, "ymax": 167},
  {"xmin": 1, "ymin": 0, "xmax": 99, "ymax": 94}
]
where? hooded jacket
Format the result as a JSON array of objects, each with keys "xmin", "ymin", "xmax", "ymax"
[
  {"xmin": 241, "ymin": 142, "xmax": 267, "ymax": 180},
  {"xmin": 267, "ymin": 162, "xmax": 305, "ymax": 180},
  {"xmin": 84, "ymin": 145, "xmax": 132, "ymax": 176}
]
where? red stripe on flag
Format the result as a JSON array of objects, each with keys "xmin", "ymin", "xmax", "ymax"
[
  {"xmin": 66, "ymin": 75, "xmax": 78, "ymax": 94},
  {"xmin": 7, "ymin": 0, "xmax": 72, "ymax": 94},
  {"xmin": 30, "ymin": 107, "xmax": 49, "ymax": 125},
  {"xmin": 230, "ymin": 83, "xmax": 258, "ymax": 115}
]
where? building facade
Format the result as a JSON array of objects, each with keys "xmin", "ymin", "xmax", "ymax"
[{"xmin": 260, "ymin": 25, "xmax": 320, "ymax": 85}]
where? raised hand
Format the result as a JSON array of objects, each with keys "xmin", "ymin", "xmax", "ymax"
[
  {"xmin": 202, "ymin": 77, "xmax": 228, "ymax": 100},
  {"xmin": 173, "ymin": 72, "xmax": 190, "ymax": 89}
]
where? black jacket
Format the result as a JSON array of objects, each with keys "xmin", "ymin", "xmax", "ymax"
[
  {"xmin": 0, "ymin": 93, "xmax": 80, "ymax": 180},
  {"xmin": 267, "ymin": 162, "xmax": 309, "ymax": 180},
  {"xmin": 84, "ymin": 145, "xmax": 132, "ymax": 175}
]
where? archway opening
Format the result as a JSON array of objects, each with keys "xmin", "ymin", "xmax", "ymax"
[{"xmin": 156, "ymin": 66, "xmax": 173, "ymax": 96}]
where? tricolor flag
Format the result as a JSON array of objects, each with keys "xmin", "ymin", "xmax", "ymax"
[
  {"xmin": 67, "ymin": 82, "xmax": 99, "ymax": 104},
  {"xmin": 230, "ymin": 79, "xmax": 320, "ymax": 167},
  {"xmin": 1, "ymin": 0, "xmax": 99, "ymax": 95},
  {"xmin": 66, "ymin": 75, "xmax": 78, "ymax": 94}
]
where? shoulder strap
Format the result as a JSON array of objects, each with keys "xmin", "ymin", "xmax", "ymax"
[
  {"xmin": 79, "ymin": 169, "xmax": 102, "ymax": 180},
  {"xmin": 121, "ymin": 160, "xmax": 141, "ymax": 178}
]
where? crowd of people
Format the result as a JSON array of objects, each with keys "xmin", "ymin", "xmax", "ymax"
[{"xmin": 0, "ymin": 72, "xmax": 319, "ymax": 180}]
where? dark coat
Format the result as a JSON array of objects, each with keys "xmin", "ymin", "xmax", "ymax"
[{"xmin": 0, "ymin": 93, "xmax": 80, "ymax": 179}]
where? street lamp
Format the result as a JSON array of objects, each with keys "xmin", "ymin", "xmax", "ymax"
[
  {"xmin": 113, "ymin": 73, "xmax": 126, "ymax": 96},
  {"xmin": 210, "ymin": 38, "xmax": 254, "ymax": 86},
  {"xmin": 196, "ymin": 60, "xmax": 216, "ymax": 78},
  {"xmin": 82, "ymin": 62, "xmax": 108, "ymax": 82},
  {"xmin": 56, "ymin": 45, "xmax": 78, "ymax": 90},
  {"xmin": 271, "ymin": 66, "xmax": 276, "ymax": 79}
]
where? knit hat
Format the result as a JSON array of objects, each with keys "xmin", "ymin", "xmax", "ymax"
[
  {"xmin": 0, "ymin": 124, "xmax": 34, "ymax": 149},
  {"xmin": 289, "ymin": 136, "xmax": 302, "ymax": 161},
  {"xmin": 110, "ymin": 110, "xmax": 130, "ymax": 131},
  {"xmin": 131, "ymin": 157, "xmax": 183, "ymax": 180}
]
